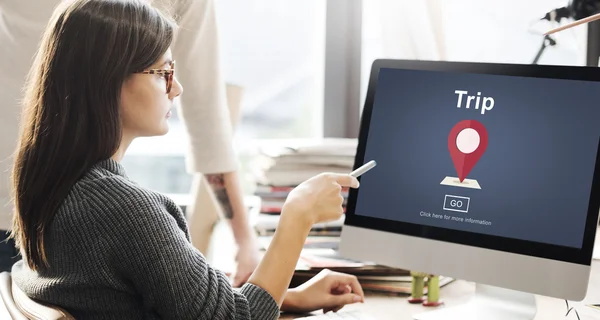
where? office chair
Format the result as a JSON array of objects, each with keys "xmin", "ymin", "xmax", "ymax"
[{"xmin": 0, "ymin": 272, "xmax": 74, "ymax": 320}]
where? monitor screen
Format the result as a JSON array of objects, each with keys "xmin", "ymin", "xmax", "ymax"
[{"xmin": 348, "ymin": 62, "xmax": 600, "ymax": 258}]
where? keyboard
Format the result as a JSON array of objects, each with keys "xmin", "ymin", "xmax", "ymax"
[{"xmin": 296, "ymin": 310, "xmax": 377, "ymax": 319}]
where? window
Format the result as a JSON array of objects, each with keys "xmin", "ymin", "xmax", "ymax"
[
  {"xmin": 360, "ymin": 0, "xmax": 588, "ymax": 106},
  {"xmin": 438, "ymin": 0, "xmax": 586, "ymax": 65},
  {"xmin": 122, "ymin": 1, "xmax": 326, "ymax": 194},
  {"xmin": 217, "ymin": 0, "xmax": 326, "ymax": 144}
]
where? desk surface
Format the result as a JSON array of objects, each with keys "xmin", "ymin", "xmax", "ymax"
[
  {"xmin": 208, "ymin": 222, "xmax": 600, "ymax": 320},
  {"xmin": 280, "ymin": 259, "xmax": 600, "ymax": 319}
]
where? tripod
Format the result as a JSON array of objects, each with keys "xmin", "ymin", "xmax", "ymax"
[{"xmin": 531, "ymin": 34, "xmax": 557, "ymax": 64}]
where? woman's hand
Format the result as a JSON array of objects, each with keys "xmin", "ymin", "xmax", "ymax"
[
  {"xmin": 281, "ymin": 269, "xmax": 365, "ymax": 314},
  {"xmin": 246, "ymin": 173, "xmax": 359, "ymax": 308},
  {"xmin": 282, "ymin": 173, "xmax": 359, "ymax": 227}
]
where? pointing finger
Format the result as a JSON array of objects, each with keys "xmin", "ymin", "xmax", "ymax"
[{"xmin": 330, "ymin": 173, "xmax": 359, "ymax": 188}]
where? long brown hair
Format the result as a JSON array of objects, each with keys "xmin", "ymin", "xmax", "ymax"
[{"xmin": 11, "ymin": 0, "xmax": 176, "ymax": 271}]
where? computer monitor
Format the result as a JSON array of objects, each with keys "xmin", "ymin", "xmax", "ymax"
[{"xmin": 339, "ymin": 59, "xmax": 600, "ymax": 320}]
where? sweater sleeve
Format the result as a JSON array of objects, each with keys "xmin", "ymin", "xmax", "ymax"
[{"xmin": 88, "ymin": 179, "xmax": 279, "ymax": 320}]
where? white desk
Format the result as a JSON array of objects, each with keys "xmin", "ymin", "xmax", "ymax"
[
  {"xmin": 208, "ymin": 221, "xmax": 600, "ymax": 320},
  {"xmin": 282, "ymin": 228, "xmax": 600, "ymax": 319},
  {"xmin": 281, "ymin": 260, "xmax": 600, "ymax": 319}
]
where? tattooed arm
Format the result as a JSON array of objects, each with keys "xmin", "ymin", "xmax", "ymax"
[
  {"xmin": 204, "ymin": 172, "xmax": 236, "ymax": 219},
  {"xmin": 205, "ymin": 171, "xmax": 260, "ymax": 286}
]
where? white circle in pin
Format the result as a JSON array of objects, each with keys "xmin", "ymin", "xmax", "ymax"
[{"xmin": 456, "ymin": 128, "xmax": 480, "ymax": 154}]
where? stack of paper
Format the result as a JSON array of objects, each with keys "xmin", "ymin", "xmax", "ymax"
[
  {"xmin": 257, "ymin": 235, "xmax": 455, "ymax": 294},
  {"xmin": 254, "ymin": 214, "xmax": 345, "ymax": 236},
  {"xmin": 251, "ymin": 138, "xmax": 357, "ymax": 188},
  {"xmin": 249, "ymin": 138, "xmax": 357, "ymax": 236}
]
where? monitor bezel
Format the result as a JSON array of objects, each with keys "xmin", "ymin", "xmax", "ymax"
[{"xmin": 344, "ymin": 59, "xmax": 600, "ymax": 266}]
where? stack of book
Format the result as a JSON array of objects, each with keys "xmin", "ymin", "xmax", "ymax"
[
  {"xmin": 250, "ymin": 138, "xmax": 357, "ymax": 236},
  {"xmin": 257, "ymin": 235, "xmax": 454, "ymax": 295},
  {"xmin": 252, "ymin": 138, "xmax": 357, "ymax": 187}
]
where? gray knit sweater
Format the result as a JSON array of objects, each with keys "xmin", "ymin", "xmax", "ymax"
[{"xmin": 11, "ymin": 159, "xmax": 280, "ymax": 319}]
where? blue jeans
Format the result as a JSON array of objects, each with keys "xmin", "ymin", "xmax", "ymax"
[{"xmin": 0, "ymin": 230, "xmax": 20, "ymax": 272}]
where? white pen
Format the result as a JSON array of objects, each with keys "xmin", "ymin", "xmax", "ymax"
[{"xmin": 350, "ymin": 160, "xmax": 377, "ymax": 178}]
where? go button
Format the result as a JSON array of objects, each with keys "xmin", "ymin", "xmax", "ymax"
[{"xmin": 443, "ymin": 195, "xmax": 470, "ymax": 213}]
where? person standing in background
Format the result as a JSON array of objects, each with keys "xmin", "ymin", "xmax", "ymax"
[
  {"xmin": 165, "ymin": 0, "xmax": 261, "ymax": 287},
  {"xmin": 0, "ymin": 0, "xmax": 260, "ymax": 285}
]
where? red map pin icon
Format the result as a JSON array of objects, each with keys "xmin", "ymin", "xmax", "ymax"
[{"xmin": 448, "ymin": 120, "xmax": 488, "ymax": 182}]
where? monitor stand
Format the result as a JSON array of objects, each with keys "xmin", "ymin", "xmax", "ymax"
[{"xmin": 413, "ymin": 283, "xmax": 537, "ymax": 320}]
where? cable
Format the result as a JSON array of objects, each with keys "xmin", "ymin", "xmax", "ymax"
[{"xmin": 565, "ymin": 300, "xmax": 581, "ymax": 320}]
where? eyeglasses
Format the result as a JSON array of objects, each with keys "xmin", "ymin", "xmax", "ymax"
[{"xmin": 138, "ymin": 60, "xmax": 176, "ymax": 94}]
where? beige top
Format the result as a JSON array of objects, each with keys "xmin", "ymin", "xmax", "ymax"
[{"xmin": 0, "ymin": 0, "xmax": 237, "ymax": 230}]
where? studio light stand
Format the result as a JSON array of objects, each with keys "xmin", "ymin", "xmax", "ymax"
[
  {"xmin": 533, "ymin": 0, "xmax": 600, "ymax": 65},
  {"xmin": 532, "ymin": 35, "xmax": 557, "ymax": 65},
  {"xmin": 586, "ymin": 18, "xmax": 600, "ymax": 66}
]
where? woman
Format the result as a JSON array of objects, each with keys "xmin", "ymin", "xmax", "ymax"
[{"xmin": 9, "ymin": 0, "xmax": 364, "ymax": 319}]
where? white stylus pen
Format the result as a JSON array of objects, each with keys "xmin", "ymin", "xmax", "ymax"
[{"xmin": 350, "ymin": 160, "xmax": 377, "ymax": 178}]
